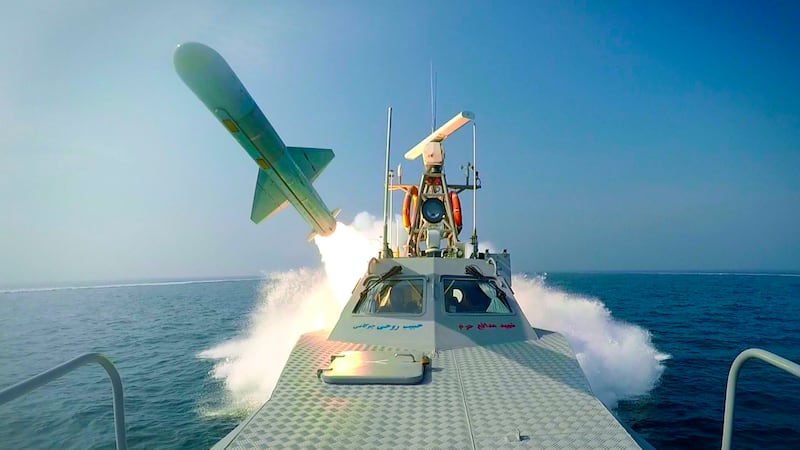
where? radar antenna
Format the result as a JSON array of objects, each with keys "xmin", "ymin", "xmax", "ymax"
[{"xmin": 400, "ymin": 111, "xmax": 478, "ymax": 258}]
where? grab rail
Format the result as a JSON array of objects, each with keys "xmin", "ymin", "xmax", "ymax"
[
  {"xmin": 721, "ymin": 348, "xmax": 800, "ymax": 450},
  {"xmin": 0, "ymin": 353, "xmax": 127, "ymax": 450}
]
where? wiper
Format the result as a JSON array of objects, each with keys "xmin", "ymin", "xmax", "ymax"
[
  {"xmin": 465, "ymin": 264, "xmax": 491, "ymax": 281},
  {"xmin": 465, "ymin": 265, "xmax": 507, "ymax": 301},
  {"xmin": 359, "ymin": 265, "xmax": 403, "ymax": 300}
]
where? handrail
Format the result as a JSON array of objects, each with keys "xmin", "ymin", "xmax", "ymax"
[
  {"xmin": 0, "ymin": 352, "xmax": 127, "ymax": 450},
  {"xmin": 721, "ymin": 348, "xmax": 800, "ymax": 450}
]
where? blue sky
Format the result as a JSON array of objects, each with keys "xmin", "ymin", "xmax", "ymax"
[{"xmin": 1, "ymin": 1, "xmax": 798, "ymax": 286}]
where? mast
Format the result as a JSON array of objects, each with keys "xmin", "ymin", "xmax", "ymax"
[
  {"xmin": 396, "ymin": 163, "xmax": 402, "ymax": 255},
  {"xmin": 388, "ymin": 169, "xmax": 394, "ymax": 251},
  {"xmin": 471, "ymin": 121, "xmax": 479, "ymax": 258},
  {"xmin": 381, "ymin": 107, "xmax": 393, "ymax": 258}
]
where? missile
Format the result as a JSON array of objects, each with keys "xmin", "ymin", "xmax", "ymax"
[{"xmin": 173, "ymin": 42, "xmax": 338, "ymax": 239}]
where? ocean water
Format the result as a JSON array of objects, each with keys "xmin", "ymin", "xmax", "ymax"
[
  {"xmin": 1, "ymin": 272, "xmax": 799, "ymax": 449},
  {"xmin": 544, "ymin": 273, "xmax": 800, "ymax": 449}
]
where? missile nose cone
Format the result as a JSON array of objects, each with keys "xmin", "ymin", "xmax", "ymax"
[
  {"xmin": 173, "ymin": 42, "xmax": 221, "ymax": 77},
  {"xmin": 173, "ymin": 42, "xmax": 256, "ymax": 118}
]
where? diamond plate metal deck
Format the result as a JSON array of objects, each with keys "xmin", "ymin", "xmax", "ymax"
[{"xmin": 213, "ymin": 330, "xmax": 642, "ymax": 449}]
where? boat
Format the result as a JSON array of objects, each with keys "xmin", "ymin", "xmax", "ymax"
[{"xmin": 2, "ymin": 42, "xmax": 798, "ymax": 450}]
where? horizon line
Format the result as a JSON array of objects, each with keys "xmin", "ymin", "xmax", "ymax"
[{"xmin": 3, "ymin": 269, "xmax": 799, "ymax": 293}]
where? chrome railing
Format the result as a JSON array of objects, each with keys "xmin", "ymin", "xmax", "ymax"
[
  {"xmin": 0, "ymin": 353, "xmax": 127, "ymax": 450},
  {"xmin": 721, "ymin": 348, "xmax": 800, "ymax": 450}
]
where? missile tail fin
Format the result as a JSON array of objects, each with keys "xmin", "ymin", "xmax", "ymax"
[
  {"xmin": 251, "ymin": 168, "xmax": 289, "ymax": 224},
  {"xmin": 287, "ymin": 146, "xmax": 334, "ymax": 183}
]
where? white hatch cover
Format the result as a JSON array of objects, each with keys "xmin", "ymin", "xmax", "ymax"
[{"xmin": 317, "ymin": 351, "xmax": 425, "ymax": 385}]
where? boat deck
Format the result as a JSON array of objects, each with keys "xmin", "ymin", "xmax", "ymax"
[{"xmin": 213, "ymin": 329, "xmax": 642, "ymax": 449}]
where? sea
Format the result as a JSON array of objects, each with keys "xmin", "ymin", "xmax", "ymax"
[{"xmin": 1, "ymin": 272, "xmax": 799, "ymax": 449}]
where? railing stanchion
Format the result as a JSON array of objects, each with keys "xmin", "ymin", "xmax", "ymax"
[{"xmin": 0, "ymin": 353, "xmax": 127, "ymax": 450}]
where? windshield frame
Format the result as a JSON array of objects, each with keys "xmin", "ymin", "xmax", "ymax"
[
  {"xmin": 352, "ymin": 276, "xmax": 427, "ymax": 316},
  {"xmin": 440, "ymin": 275, "xmax": 514, "ymax": 315}
]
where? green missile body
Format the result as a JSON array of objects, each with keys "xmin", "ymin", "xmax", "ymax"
[{"xmin": 174, "ymin": 42, "xmax": 337, "ymax": 238}]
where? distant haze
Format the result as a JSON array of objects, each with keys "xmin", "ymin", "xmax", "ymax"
[{"xmin": 1, "ymin": 1, "xmax": 798, "ymax": 287}]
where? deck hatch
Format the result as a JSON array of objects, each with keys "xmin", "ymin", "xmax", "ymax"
[{"xmin": 317, "ymin": 351, "xmax": 424, "ymax": 384}]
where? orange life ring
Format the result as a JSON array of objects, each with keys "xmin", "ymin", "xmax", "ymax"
[
  {"xmin": 402, "ymin": 186, "xmax": 418, "ymax": 230},
  {"xmin": 450, "ymin": 191, "xmax": 462, "ymax": 232}
]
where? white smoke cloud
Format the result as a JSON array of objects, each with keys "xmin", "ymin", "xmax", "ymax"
[{"xmin": 314, "ymin": 212, "xmax": 383, "ymax": 307}]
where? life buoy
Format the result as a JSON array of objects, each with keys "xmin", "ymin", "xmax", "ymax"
[
  {"xmin": 450, "ymin": 191, "xmax": 462, "ymax": 232},
  {"xmin": 402, "ymin": 186, "xmax": 418, "ymax": 230}
]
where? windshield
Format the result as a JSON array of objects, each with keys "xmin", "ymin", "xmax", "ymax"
[
  {"xmin": 353, "ymin": 278, "xmax": 425, "ymax": 314},
  {"xmin": 442, "ymin": 277, "xmax": 512, "ymax": 314}
]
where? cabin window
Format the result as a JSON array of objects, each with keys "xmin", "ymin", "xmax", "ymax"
[
  {"xmin": 442, "ymin": 277, "xmax": 512, "ymax": 314},
  {"xmin": 353, "ymin": 278, "xmax": 425, "ymax": 315}
]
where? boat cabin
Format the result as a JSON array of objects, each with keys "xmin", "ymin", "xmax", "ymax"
[{"xmin": 328, "ymin": 256, "xmax": 538, "ymax": 352}]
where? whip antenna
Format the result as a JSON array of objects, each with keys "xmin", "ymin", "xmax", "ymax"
[
  {"xmin": 382, "ymin": 107, "xmax": 393, "ymax": 258},
  {"xmin": 430, "ymin": 62, "xmax": 437, "ymax": 132},
  {"xmin": 471, "ymin": 121, "xmax": 479, "ymax": 258}
]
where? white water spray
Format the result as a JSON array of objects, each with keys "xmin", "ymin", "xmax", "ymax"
[
  {"xmin": 512, "ymin": 274, "xmax": 669, "ymax": 407},
  {"xmin": 197, "ymin": 213, "xmax": 382, "ymax": 411},
  {"xmin": 197, "ymin": 268, "xmax": 333, "ymax": 411},
  {"xmin": 199, "ymin": 213, "xmax": 667, "ymax": 413}
]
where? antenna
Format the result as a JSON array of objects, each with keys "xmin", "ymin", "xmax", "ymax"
[
  {"xmin": 388, "ymin": 169, "xmax": 394, "ymax": 252},
  {"xmin": 430, "ymin": 62, "xmax": 437, "ymax": 132},
  {"xmin": 404, "ymin": 111, "xmax": 474, "ymax": 160},
  {"xmin": 471, "ymin": 121, "xmax": 479, "ymax": 258},
  {"xmin": 382, "ymin": 107, "xmax": 393, "ymax": 258},
  {"xmin": 396, "ymin": 163, "xmax": 402, "ymax": 255}
]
